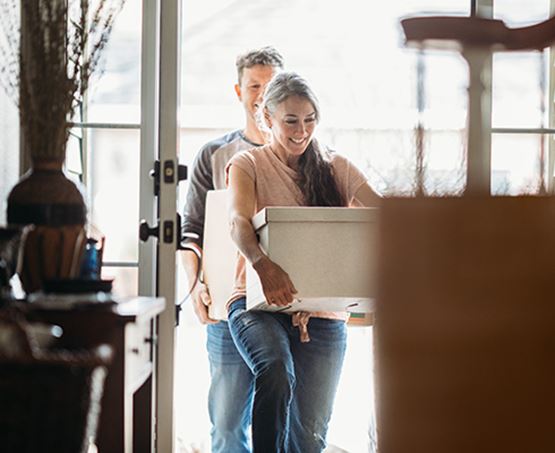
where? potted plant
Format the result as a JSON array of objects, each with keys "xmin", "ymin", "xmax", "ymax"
[{"xmin": 0, "ymin": 0, "xmax": 124, "ymax": 292}]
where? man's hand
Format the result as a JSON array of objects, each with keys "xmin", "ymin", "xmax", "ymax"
[
  {"xmin": 181, "ymin": 248, "xmax": 219, "ymax": 325},
  {"xmin": 191, "ymin": 281, "xmax": 219, "ymax": 324}
]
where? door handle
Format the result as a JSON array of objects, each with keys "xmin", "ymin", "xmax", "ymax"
[
  {"xmin": 139, "ymin": 220, "xmax": 159, "ymax": 242},
  {"xmin": 149, "ymin": 161, "xmax": 187, "ymax": 197},
  {"xmin": 177, "ymin": 164, "xmax": 187, "ymax": 183},
  {"xmin": 139, "ymin": 213, "xmax": 185, "ymax": 249}
]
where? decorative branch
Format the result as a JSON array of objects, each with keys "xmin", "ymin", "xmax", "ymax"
[{"xmin": 0, "ymin": 0, "xmax": 124, "ymax": 163}]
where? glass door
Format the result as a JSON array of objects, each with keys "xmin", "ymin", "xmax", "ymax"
[{"xmin": 70, "ymin": 0, "xmax": 182, "ymax": 450}]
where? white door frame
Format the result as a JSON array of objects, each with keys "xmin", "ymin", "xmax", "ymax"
[
  {"xmin": 139, "ymin": 1, "xmax": 160, "ymax": 452},
  {"xmin": 139, "ymin": 0, "xmax": 181, "ymax": 451},
  {"xmin": 156, "ymin": 0, "xmax": 181, "ymax": 451},
  {"xmin": 139, "ymin": 1, "xmax": 159, "ymax": 298}
]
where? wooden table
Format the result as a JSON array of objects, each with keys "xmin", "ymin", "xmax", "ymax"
[{"xmin": 24, "ymin": 296, "xmax": 165, "ymax": 453}]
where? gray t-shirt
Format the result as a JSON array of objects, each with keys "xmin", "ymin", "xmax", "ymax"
[{"xmin": 181, "ymin": 130, "xmax": 260, "ymax": 248}]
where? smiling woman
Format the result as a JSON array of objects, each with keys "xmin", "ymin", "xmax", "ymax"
[
  {"xmin": 265, "ymin": 96, "xmax": 318, "ymax": 164},
  {"xmin": 224, "ymin": 71, "xmax": 381, "ymax": 452}
]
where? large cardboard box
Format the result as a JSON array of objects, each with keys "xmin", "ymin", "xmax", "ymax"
[
  {"xmin": 246, "ymin": 207, "xmax": 378, "ymax": 314},
  {"xmin": 202, "ymin": 190, "xmax": 235, "ymax": 320},
  {"xmin": 375, "ymin": 196, "xmax": 555, "ymax": 453}
]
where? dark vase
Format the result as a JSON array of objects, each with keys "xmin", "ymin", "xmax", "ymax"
[
  {"xmin": 6, "ymin": 161, "xmax": 88, "ymax": 294},
  {"xmin": 7, "ymin": 163, "xmax": 87, "ymax": 227}
]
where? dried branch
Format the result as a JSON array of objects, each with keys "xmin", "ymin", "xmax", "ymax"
[{"xmin": 0, "ymin": 0, "xmax": 124, "ymax": 162}]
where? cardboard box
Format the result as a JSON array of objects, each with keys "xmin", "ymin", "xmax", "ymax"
[
  {"xmin": 202, "ymin": 190, "xmax": 235, "ymax": 320},
  {"xmin": 246, "ymin": 207, "xmax": 378, "ymax": 314}
]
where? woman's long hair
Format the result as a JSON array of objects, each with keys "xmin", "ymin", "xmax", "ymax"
[{"xmin": 261, "ymin": 72, "xmax": 346, "ymax": 207}]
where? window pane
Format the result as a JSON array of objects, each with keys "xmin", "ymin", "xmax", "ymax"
[
  {"xmin": 102, "ymin": 266, "xmax": 138, "ymax": 298},
  {"xmin": 87, "ymin": 1, "xmax": 142, "ymax": 124},
  {"xmin": 491, "ymin": 133, "xmax": 545, "ymax": 194},
  {"xmin": 421, "ymin": 53, "xmax": 468, "ymax": 128},
  {"xmin": 0, "ymin": 0, "xmax": 19, "ymax": 224},
  {"xmin": 419, "ymin": 53, "xmax": 467, "ymax": 195},
  {"xmin": 318, "ymin": 128, "xmax": 416, "ymax": 195},
  {"xmin": 66, "ymin": 129, "xmax": 84, "ymax": 179},
  {"xmin": 394, "ymin": 0, "xmax": 469, "ymax": 16},
  {"xmin": 423, "ymin": 130, "xmax": 466, "ymax": 195},
  {"xmin": 89, "ymin": 129, "xmax": 140, "ymax": 262},
  {"xmin": 494, "ymin": 0, "xmax": 550, "ymax": 26},
  {"xmin": 0, "ymin": 91, "xmax": 19, "ymax": 224},
  {"xmin": 492, "ymin": 52, "xmax": 546, "ymax": 128},
  {"xmin": 492, "ymin": 0, "xmax": 551, "ymax": 129}
]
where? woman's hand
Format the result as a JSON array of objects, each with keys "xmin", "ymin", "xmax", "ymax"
[{"xmin": 252, "ymin": 255, "xmax": 298, "ymax": 307}]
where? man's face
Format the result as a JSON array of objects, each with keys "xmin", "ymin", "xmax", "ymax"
[{"xmin": 235, "ymin": 64, "xmax": 277, "ymax": 123}]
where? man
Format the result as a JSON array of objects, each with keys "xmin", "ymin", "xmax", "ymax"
[{"xmin": 180, "ymin": 46, "xmax": 284, "ymax": 453}]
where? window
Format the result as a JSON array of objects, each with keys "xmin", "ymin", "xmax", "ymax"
[
  {"xmin": 491, "ymin": 0, "xmax": 554, "ymax": 194},
  {"xmin": 0, "ymin": 1, "xmax": 19, "ymax": 225},
  {"xmin": 69, "ymin": 0, "xmax": 142, "ymax": 296},
  {"xmin": 0, "ymin": 89, "xmax": 19, "ymax": 224}
]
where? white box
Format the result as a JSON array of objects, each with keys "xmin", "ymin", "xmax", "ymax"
[
  {"xmin": 246, "ymin": 207, "xmax": 378, "ymax": 314},
  {"xmin": 202, "ymin": 190, "xmax": 236, "ymax": 320}
]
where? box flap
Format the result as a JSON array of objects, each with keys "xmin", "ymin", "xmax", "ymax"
[{"xmin": 252, "ymin": 207, "xmax": 378, "ymax": 230}]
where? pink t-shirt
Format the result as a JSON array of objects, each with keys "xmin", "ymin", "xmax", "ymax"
[{"xmin": 225, "ymin": 143, "xmax": 368, "ymax": 320}]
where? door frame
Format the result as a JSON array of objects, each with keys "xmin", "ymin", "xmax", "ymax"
[{"xmin": 139, "ymin": 0, "xmax": 181, "ymax": 451}]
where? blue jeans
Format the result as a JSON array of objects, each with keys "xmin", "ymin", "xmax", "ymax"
[
  {"xmin": 207, "ymin": 321, "xmax": 254, "ymax": 453},
  {"xmin": 228, "ymin": 298, "xmax": 347, "ymax": 453}
]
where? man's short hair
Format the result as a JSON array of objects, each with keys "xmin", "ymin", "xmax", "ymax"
[{"xmin": 235, "ymin": 46, "xmax": 284, "ymax": 84}]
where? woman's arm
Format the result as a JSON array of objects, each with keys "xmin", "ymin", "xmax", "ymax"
[
  {"xmin": 353, "ymin": 181, "xmax": 381, "ymax": 207},
  {"xmin": 228, "ymin": 164, "xmax": 297, "ymax": 306}
]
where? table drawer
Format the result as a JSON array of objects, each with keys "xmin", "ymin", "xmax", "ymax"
[{"xmin": 125, "ymin": 320, "xmax": 153, "ymax": 393}]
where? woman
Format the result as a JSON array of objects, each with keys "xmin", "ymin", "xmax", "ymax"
[{"xmin": 225, "ymin": 71, "xmax": 380, "ymax": 453}]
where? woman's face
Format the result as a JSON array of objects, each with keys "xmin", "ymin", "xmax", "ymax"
[{"xmin": 267, "ymin": 95, "xmax": 317, "ymax": 158}]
